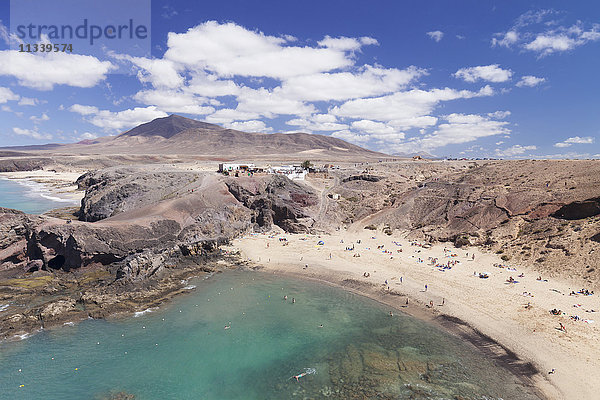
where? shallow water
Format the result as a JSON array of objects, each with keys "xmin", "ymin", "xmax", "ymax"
[
  {"xmin": 0, "ymin": 178, "xmax": 77, "ymax": 214},
  {"xmin": 0, "ymin": 270, "xmax": 541, "ymax": 399}
]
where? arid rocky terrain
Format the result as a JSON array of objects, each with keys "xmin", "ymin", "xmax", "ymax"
[{"xmin": 0, "ymin": 116, "xmax": 598, "ymax": 340}]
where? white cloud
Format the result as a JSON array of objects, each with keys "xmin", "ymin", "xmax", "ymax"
[
  {"xmin": 516, "ymin": 75, "xmax": 546, "ymax": 87},
  {"xmin": 163, "ymin": 21, "xmax": 365, "ymax": 79},
  {"xmin": 0, "ymin": 87, "xmax": 19, "ymax": 103},
  {"xmin": 493, "ymin": 12, "xmax": 600, "ymax": 56},
  {"xmin": 524, "ymin": 34, "xmax": 577, "ymax": 55},
  {"xmin": 224, "ymin": 120, "xmax": 271, "ymax": 132},
  {"xmin": 13, "ymin": 127, "xmax": 52, "ymax": 140},
  {"xmin": 331, "ymin": 130, "xmax": 370, "ymax": 144},
  {"xmin": 426, "ymin": 31, "xmax": 444, "ymax": 42},
  {"xmin": 492, "ymin": 31, "xmax": 519, "ymax": 47},
  {"xmin": 495, "ymin": 144, "xmax": 537, "ymax": 157},
  {"xmin": 133, "ymin": 89, "xmax": 214, "ymax": 115},
  {"xmin": 318, "ymin": 35, "xmax": 378, "ymax": 51},
  {"xmin": 234, "ymin": 87, "xmax": 316, "ymax": 117},
  {"xmin": 205, "ymin": 108, "xmax": 261, "ymax": 124},
  {"xmin": 454, "ymin": 64, "xmax": 513, "ymax": 83},
  {"xmin": 415, "ymin": 113, "xmax": 511, "ymax": 151},
  {"xmin": 554, "ymin": 136, "xmax": 595, "ymax": 147},
  {"xmin": 0, "ymin": 50, "xmax": 114, "ymax": 90},
  {"xmin": 78, "ymin": 132, "xmax": 99, "ymax": 140},
  {"xmin": 30, "ymin": 113, "xmax": 50, "ymax": 123},
  {"xmin": 277, "ymin": 65, "xmax": 426, "ymax": 102},
  {"xmin": 17, "ymin": 97, "xmax": 38, "ymax": 106},
  {"xmin": 351, "ymin": 120, "xmax": 402, "ymax": 137},
  {"xmin": 187, "ymin": 73, "xmax": 240, "ymax": 97},
  {"xmin": 331, "ymin": 86, "xmax": 493, "ymax": 129},
  {"xmin": 0, "ymin": 20, "xmax": 9, "ymax": 45},
  {"xmin": 119, "ymin": 55, "xmax": 184, "ymax": 89},
  {"xmin": 69, "ymin": 104, "xmax": 168, "ymax": 131},
  {"xmin": 286, "ymin": 114, "xmax": 347, "ymax": 132},
  {"xmin": 487, "ymin": 110, "xmax": 511, "ymax": 119}
]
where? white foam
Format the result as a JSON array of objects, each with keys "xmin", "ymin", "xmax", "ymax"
[
  {"xmin": 12, "ymin": 332, "xmax": 31, "ymax": 341},
  {"xmin": 0, "ymin": 304, "xmax": 9, "ymax": 312},
  {"xmin": 134, "ymin": 307, "xmax": 157, "ymax": 317},
  {"xmin": 183, "ymin": 285, "xmax": 196, "ymax": 290},
  {"xmin": 63, "ymin": 321, "xmax": 75, "ymax": 326},
  {"xmin": 6, "ymin": 178, "xmax": 78, "ymax": 204}
]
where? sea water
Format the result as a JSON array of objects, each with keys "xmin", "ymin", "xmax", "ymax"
[
  {"xmin": 0, "ymin": 178, "xmax": 78, "ymax": 214},
  {"xmin": 0, "ymin": 270, "xmax": 541, "ymax": 399}
]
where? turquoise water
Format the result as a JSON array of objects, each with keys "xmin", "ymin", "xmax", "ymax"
[
  {"xmin": 0, "ymin": 178, "xmax": 78, "ymax": 214},
  {"xmin": 0, "ymin": 271, "xmax": 541, "ymax": 400}
]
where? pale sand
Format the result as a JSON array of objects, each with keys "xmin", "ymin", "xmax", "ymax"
[
  {"xmin": 0, "ymin": 170, "xmax": 84, "ymax": 203},
  {"xmin": 227, "ymin": 229, "xmax": 600, "ymax": 400}
]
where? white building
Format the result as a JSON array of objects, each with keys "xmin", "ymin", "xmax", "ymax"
[
  {"xmin": 268, "ymin": 165, "xmax": 307, "ymax": 180},
  {"xmin": 218, "ymin": 163, "xmax": 255, "ymax": 173}
]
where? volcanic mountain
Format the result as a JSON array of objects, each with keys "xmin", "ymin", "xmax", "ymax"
[{"xmin": 57, "ymin": 114, "xmax": 387, "ymax": 160}]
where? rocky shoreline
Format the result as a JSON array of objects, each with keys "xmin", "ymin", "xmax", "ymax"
[{"xmin": 1, "ymin": 167, "xmax": 320, "ymax": 341}]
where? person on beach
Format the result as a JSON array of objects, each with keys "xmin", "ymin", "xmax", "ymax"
[{"xmin": 425, "ymin": 284, "xmax": 428, "ymax": 292}]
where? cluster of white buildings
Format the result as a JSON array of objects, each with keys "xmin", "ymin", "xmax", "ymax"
[{"xmin": 218, "ymin": 163, "xmax": 307, "ymax": 180}]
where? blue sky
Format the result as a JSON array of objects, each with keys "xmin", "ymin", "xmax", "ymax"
[{"xmin": 0, "ymin": 0, "xmax": 599, "ymax": 158}]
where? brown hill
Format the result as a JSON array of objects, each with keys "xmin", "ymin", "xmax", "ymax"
[{"xmin": 4, "ymin": 114, "xmax": 386, "ymax": 161}]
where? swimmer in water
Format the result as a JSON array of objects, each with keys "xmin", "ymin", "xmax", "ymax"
[
  {"xmin": 293, "ymin": 372, "xmax": 308, "ymax": 381},
  {"xmin": 224, "ymin": 323, "xmax": 231, "ymax": 330},
  {"xmin": 292, "ymin": 298, "xmax": 296, "ymax": 303},
  {"xmin": 284, "ymin": 295, "xmax": 288, "ymax": 300}
]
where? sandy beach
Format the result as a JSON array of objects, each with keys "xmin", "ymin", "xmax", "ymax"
[
  {"xmin": 227, "ymin": 229, "xmax": 600, "ymax": 400},
  {"xmin": 0, "ymin": 170, "xmax": 84, "ymax": 204}
]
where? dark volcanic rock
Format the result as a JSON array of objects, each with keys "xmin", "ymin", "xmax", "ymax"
[
  {"xmin": 551, "ymin": 198, "xmax": 600, "ymax": 220},
  {"xmin": 225, "ymin": 175, "xmax": 318, "ymax": 233},
  {"xmin": 78, "ymin": 167, "xmax": 199, "ymax": 221},
  {"xmin": 0, "ymin": 157, "xmax": 52, "ymax": 172}
]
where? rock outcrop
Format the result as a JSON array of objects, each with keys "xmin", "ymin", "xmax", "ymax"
[
  {"xmin": 225, "ymin": 175, "xmax": 319, "ymax": 233},
  {"xmin": 77, "ymin": 167, "xmax": 199, "ymax": 222}
]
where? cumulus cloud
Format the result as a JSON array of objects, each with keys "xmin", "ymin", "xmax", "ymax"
[
  {"xmin": 133, "ymin": 89, "xmax": 214, "ymax": 115},
  {"xmin": 487, "ymin": 110, "xmax": 511, "ymax": 119},
  {"xmin": 331, "ymin": 86, "xmax": 493, "ymax": 129},
  {"xmin": 331, "ymin": 130, "xmax": 370, "ymax": 144},
  {"xmin": 224, "ymin": 120, "xmax": 272, "ymax": 132},
  {"xmin": 18, "ymin": 97, "xmax": 38, "ymax": 106},
  {"xmin": 286, "ymin": 114, "xmax": 347, "ymax": 132},
  {"xmin": 554, "ymin": 136, "xmax": 595, "ymax": 147},
  {"xmin": 492, "ymin": 11, "xmax": 600, "ymax": 56},
  {"xmin": 415, "ymin": 113, "xmax": 511, "ymax": 151},
  {"xmin": 516, "ymin": 75, "xmax": 546, "ymax": 87},
  {"xmin": 0, "ymin": 87, "xmax": 19, "ymax": 103},
  {"xmin": 30, "ymin": 113, "xmax": 50, "ymax": 123},
  {"xmin": 426, "ymin": 31, "xmax": 444, "ymax": 42},
  {"xmin": 78, "ymin": 132, "xmax": 99, "ymax": 140},
  {"xmin": 318, "ymin": 35, "xmax": 378, "ymax": 51},
  {"xmin": 0, "ymin": 20, "xmax": 9, "ymax": 45},
  {"xmin": 163, "ymin": 21, "xmax": 371, "ymax": 79},
  {"xmin": 277, "ymin": 65, "xmax": 426, "ymax": 102},
  {"xmin": 492, "ymin": 31, "xmax": 519, "ymax": 47},
  {"xmin": 495, "ymin": 144, "xmax": 537, "ymax": 157},
  {"xmin": 13, "ymin": 127, "xmax": 53, "ymax": 140},
  {"xmin": 69, "ymin": 104, "xmax": 168, "ymax": 131},
  {"xmin": 454, "ymin": 64, "xmax": 513, "ymax": 83},
  {"xmin": 0, "ymin": 51, "xmax": 114, "ymax": 90}
]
